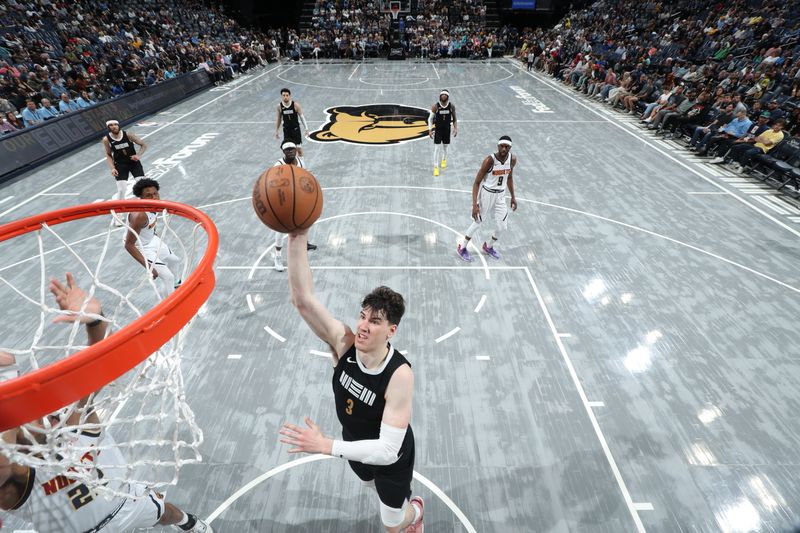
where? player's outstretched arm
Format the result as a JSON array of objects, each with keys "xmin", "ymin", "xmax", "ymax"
[
  {"xmin": 287, "ymin": 229, "xmax": 353, "ymax": 359},
  {"xmin": 49, "ymin": 272, "xmax": 108, "ymax": 424},
  {"xmin": 278, "ymin": 366, "xmax": 413, "ymax": 465}
]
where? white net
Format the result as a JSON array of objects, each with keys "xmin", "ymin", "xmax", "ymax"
[{"xmin": 0, "ymin": 204, "xmax": 212, "ymax": 502}]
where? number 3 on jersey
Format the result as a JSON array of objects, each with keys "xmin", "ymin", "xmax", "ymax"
[{"xmin": 345, "ymin": 398, "xmax": 354, "ymax": 415}]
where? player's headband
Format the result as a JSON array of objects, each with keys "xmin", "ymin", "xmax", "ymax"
[
  {"xmin": 498, "ymin": 139, "xmax": 512, "ymax": 147},
  {"xmin": 105, "ymin": 120, "xmax": 119, "ymax": 127},
  {"xmin": 440, "ymin": 90, "xmax": 449, "ymax": 96},
  {"xmin": 281, "ymin": 141, "xmax": 297, "ymax": 150}
]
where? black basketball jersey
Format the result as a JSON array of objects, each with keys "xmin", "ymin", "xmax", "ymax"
[
  {"xmin": 281, "ymin": 101, "xmax": 300, "ymax": 131},
  {"xmin": 434, "ymin": 102, "xmax": 453, "ymax": 129},
  {"xmin": 107, "ymin": 131, "xmax": 135, "ymax": 163},
  {"xmin": 333, "ymin": 343, "xmax": 411, "ymax": 441}
]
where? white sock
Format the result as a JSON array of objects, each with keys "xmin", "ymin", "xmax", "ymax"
[
  {"xmin": 115, "ymin": 180, "xmax": 127, "ymax": 200},
  {"xmin": 176, "ymin": 511, "xmax": 190, "ymax": 526},
  {"xmin": 411, "ymin": 500, "xmax": 421, "ymax": 523},
  {"xmin": 442, "ymin": 144, "xmax": 448, "ymax": 160}
]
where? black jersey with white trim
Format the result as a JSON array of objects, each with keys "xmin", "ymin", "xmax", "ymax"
[
  {"xmin": 332, "ymin": 343, "xmax": 411, "ymax": 441},
  {"xmin": 434, "ymin": 102, "xmax": 454, "ymax": 129},
  {"xmin": 280, "ymin": 101, "xmax": 300, "ymax": 132},
  {"xmin": 107, "ymin": 131, "xmax": 135, "ymax": 163}
]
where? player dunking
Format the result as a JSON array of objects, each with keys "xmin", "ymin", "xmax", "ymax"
[
  {"xmin": 428, "ymin": 89, "xmax": 458, "ymax": 176},
  {"xmin": 102, "ymin": 119, "xmax": 147, "ymax": 202},
  {"xmin": 457, "ymin": 135, "xmax": 518, "ymax": 262},
  {"xmin": 272, "ymin": 141, "xmax": 317, "ymax": 272},
  {"xmin": 124, "ymin": 179, "xmax": 181, "ymax": 296},
  {"xmin": 0, "ymin": 273, "xmax": 211, "ymax": 533},
  {"xmin": 274, "ymin": 88, "xmax": 310, "ymax": 157},
  {"xmin": 278, "ymin": 230, "xmax": 424, "ymax": 533}
]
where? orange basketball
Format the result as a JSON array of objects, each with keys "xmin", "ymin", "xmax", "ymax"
[{"xmin": 252, "ymin": 165, "xmax": 324, "ymax": 233}]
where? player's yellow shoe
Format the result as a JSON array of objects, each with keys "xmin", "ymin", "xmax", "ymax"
[
  {"xmin": 441, "ymin": 158, "xmax": 447, "ymax": 169},
  {"xmin": 433, "ymin": 167, "xmax": 439, "ymax": 176}
]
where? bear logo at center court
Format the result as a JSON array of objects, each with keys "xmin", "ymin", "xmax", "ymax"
[{"xmin": 309, "ymin": 104, "xmax": 431, "ymax": 145}]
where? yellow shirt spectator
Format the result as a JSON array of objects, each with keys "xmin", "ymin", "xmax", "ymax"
[{"xmin": 755, "ymin": 128, "xmax": 785, "ymax": 152}]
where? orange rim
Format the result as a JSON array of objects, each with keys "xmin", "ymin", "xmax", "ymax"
[{"xmin": 0, "ymin": 200, "xmax": 218, "ymax": 431}]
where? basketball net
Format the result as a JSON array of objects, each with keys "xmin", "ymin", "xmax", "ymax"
[
  {"xmin": 0, "ymin": 205, "xmax": 210, "ymax": 499},
  {"xmin": 390, "ymin": 6, "xmax": 400, "ymax": 20}
]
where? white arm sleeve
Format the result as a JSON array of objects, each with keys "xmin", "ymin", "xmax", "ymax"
[
  {"xmin": 330, "ymin": 422, "xmax": 406, "ymax": 466},
  {"xmin": 428, "ymin": 111, "xmax": 435, "ymax": 131},
  {"xmin": 300, "ymin": 112, "xmax": 309, "ymax": 131}
]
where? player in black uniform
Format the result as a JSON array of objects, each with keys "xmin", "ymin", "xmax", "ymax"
[
  {"xmin": 428, "ymin": 89, "xmax": 458, "ymax": 176},
  {"xmin": 274, "ymin": 88, "xmax": 310, "ymax": 157},
  {"xmin": 102, "ymin": 119, "xmax": 148, "ymax": 204},
  {"xmin": 279, "ymin": 229, "xmax": 424, "ymax": 533}
]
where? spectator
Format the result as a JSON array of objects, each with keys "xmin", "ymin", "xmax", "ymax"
[
  {"xmin": 75, "ymin": 90, "xmax": 96, "ymax": 108},
  {"xmin": 58, "ymin": 93, "xmax": 80, "ymax": 113},
  {"xmin": 39, "ymin": 98, "xmax": 60, "ymax": 120},
  {"xmin": 21, "ymin": 99, "xmax": 43, "ymax": 127},
  {"xmin": 5, "ymin": 111, "xmax": 23, "ymax": 130},
  {"xmin": 725, "ymin": 118, "xmax": 787, "ymax": 170}
]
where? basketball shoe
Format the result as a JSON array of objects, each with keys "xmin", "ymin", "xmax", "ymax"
[
  {"xmin": 482, "ymin": 242, "xmax": 500, "ymax": 260},
  {"xmin": 274, "ymin": 251, "xmax": 285, "ymax": 272},
  {"xmin": 457, "ymin": 244, "xmax": 473, "ymax": 262},
  {"xmin": 433, "ymin": 167, "xmax": 439, "ymax": 176},
  {"xmin": 441, "ymin": 158, "xmax": 447, "ymax": 169}
]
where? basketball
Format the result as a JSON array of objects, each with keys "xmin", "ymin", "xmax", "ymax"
[{"xmin": 252, "ymin": 165, "xmax": 324, "ymax": 233}]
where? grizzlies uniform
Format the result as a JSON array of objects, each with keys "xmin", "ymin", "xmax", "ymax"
[
  {"xmin": 433, "ymin": 101, "xmax": 454, "ymax": 145},
  {"xmin": 107, "ymin": 131, "xmax": 144, "ymax": 181},
  {"xmin": 333, "ymin": 343, "xmax": 415, "ymax": 509},
  {"xmin": 280, "ymin": 101, "xmax": 302, "ymax": 145}
]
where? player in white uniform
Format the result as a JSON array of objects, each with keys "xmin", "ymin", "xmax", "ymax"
[
  {"xmin": 124, "ymin": 178, "xmax": 181, "ymax": 296},
  {"xmin": 0, "ymin": 274, "xmax": 211, "ymax": 533},
  {"xmin": 272, "ymin": 141, "xmax": 317, "ymax": 272},
  {"xmin": 456, "ymin": 136, "xmax": 518, "ymax": 262}
]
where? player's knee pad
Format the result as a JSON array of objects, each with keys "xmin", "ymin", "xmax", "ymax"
[{"xmin": 379, "ymin": 499, "xmax": 408, "ymax": 528}]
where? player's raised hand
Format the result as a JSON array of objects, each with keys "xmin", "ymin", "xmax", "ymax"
[
  {"xmin": 279, "ymin": 417, "xmax": 332, "ymax": 455},
  {"xmin": 49, "ymin": 272, "xmax": 102, "ymax": 324}
]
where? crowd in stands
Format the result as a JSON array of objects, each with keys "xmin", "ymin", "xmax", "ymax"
[
  {"xmin": 304, "ymin": 0, "xmax": 501, "ymax": 59},
  {"xmin": 512, "ymin": 0, "xmax": 800, "ymax": 190},
  {"xmin": 0, "ymin": 0, "xmax": 282, "ymax": 135}
]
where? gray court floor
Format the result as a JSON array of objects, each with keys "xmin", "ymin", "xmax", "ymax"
[{"xmin": 3, "ymin": 59, "xmax": 800, "ymax": 532}]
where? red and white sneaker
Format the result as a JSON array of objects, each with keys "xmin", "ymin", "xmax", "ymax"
[{"xmin": 406, "ymin": 496, "xmax": 424, "ymax": 533}]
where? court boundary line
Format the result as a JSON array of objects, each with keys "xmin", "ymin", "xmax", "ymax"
[
  {"xmin": 524, "ymin": 266, "xmax": 646, "ymax": 532},
  {"xmin": 0, "ymin": 63, "xmax": 285, "ymax": 220},
  {"xmin": 276, "ymin": 62, "xmax": 514, "ymax": 92},
  {"xmin": 505, "ymin": 58, "xmax": 800, "ymax": 241},
  {"xmin": 202, "ymin": 187, "xmax": 800, "ymax": 295}
]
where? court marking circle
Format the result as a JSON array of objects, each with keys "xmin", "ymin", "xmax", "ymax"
[{"xmin": 204, "ymin": 454, "xmax": 478, "ymax": 533}]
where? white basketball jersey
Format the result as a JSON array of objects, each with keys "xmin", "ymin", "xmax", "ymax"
[
  {"xmin": 13, "ymin": 431, "xmax": 130, "ymax": 533},
  {"xmin": 126, "ymin": 212, "xmax": 158, "ymax": 248},
  {"xmin": 273, "ymin": 157, "xmax": 304, "ymax": 168},
  {"xmin": 481, "ymin": 153, "xmax": 512, "ymax": 192}
]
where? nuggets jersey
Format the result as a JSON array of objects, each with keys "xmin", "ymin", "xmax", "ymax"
[
  {"xmin": 11, "ymin": 431, "xmax": 129, "ymax": 533},
  {"xmin": 481, "ymin": 153, "xmax": 513, "ymax": 193},
  {"xmin": 281, "ymin": 101, "xmax": 300, "ymax": 131},
  {"xmin": 273, "ymin": 157, "xmax": 305, "ymax": 168}
]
